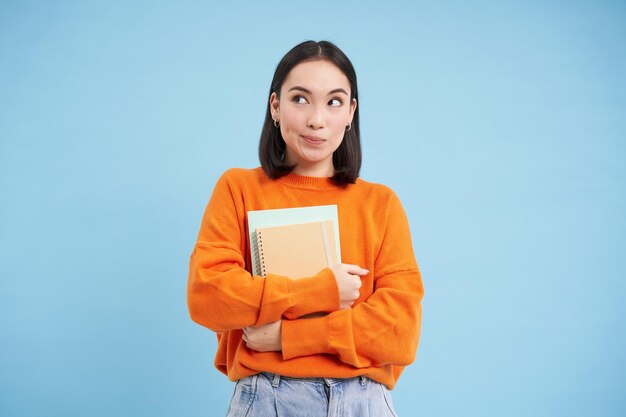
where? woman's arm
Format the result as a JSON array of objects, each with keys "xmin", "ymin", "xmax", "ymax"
[
  {"xmin": 279, "ymin": 193, "xmax": 424, "ymax": 367},
  {"xmin": 187, "ymin": 171, "xmax": 341, "ymax": 333},
  {"xmin": 242, "ymin": 263, "xmax": 368, "ymax": 351}
]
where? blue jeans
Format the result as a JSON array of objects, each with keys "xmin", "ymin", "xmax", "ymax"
[{"xmin": 225, "ymin": 373, "xmax": 399, "ymax": 417}]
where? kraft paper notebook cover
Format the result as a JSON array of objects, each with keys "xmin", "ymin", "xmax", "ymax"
[
  {"xmin": 247, "ymin": 205, "xmax": 341, "ymax": 276},
  {"xmin": 255, "ymin": 220, "xmax": 338, "ymax": 278}
]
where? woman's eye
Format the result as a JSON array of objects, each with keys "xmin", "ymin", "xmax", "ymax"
[
  {"xmin": 329, "ymin": 98, "xmax": 343, "ymax": 107},
  {"xmin": 292, "ymin": 95, "xmax": 308, "ymax": 104}
]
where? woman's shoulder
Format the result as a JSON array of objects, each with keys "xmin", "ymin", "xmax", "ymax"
[
  {"xmin": 354, "ymin": 176, "xmax": 399, "ymax": 199},
  {"xmin": 354, "ymin": 177, "xmax": 409, "ymax": 218},
  {"xmin": 208, "ymin": 167, "xmax": 268, "ymax": 197},
  {"xmin": 217, "ymin": 167, "xmax": 267, "ymax": 185}
]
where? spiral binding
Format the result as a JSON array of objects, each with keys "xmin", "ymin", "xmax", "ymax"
[{"xmin": 253, "ymin": 230, "xmax": 266, "ymax": 277}]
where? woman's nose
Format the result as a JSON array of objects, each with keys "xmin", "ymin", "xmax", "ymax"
[{"xmin": 307, "ymin": 106, "xmax": 325, "ymax": 129}]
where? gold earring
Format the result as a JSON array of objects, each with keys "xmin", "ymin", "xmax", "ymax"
[
  {"xmin": 345, "ymin": 123, "xmax": 352, "ymax": 131},
  {"xmin": 274, "ymin": 119, "xmax": 280, "ymax": 128}
]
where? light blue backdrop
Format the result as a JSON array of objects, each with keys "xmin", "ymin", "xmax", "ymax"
[{"xmin": 1, "ymin": 1, "xmax": 624, "ymax": 416}]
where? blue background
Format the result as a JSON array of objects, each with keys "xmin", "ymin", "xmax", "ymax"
[{"xmin": 1, "ymin": 1, "xmax": 625, "ymax": 416}]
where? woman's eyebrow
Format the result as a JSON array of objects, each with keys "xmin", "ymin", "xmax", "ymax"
[
  {"xmin": 328, "ymin": 88, "xmax": 349, "ymax": 96},
  {"xmin": 287, "ymin": 86, "xmax": 349, "ymax": 96}
]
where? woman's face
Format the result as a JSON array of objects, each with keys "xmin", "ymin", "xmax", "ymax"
[{"xmin": 270, "ymin": 60, "xmax": 357, "ymax": 177}]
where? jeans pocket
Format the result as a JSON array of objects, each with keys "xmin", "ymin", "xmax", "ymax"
[
  {"xmin": 226, "ymin": 375, "xmax": 258, "ymax": 417},
  {"xmin": 379, "ymin": 383, "xmax": 399, "ymax": 417}
]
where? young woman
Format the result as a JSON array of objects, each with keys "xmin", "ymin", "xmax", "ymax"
[{"xmin": 188, "ymin": 40, "xmax": 423, "ymax": 417}]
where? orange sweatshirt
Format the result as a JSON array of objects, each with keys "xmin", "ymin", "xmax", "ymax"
[{"xmin": 187, "ymin": 167, "xmax": 423, "ymax": 389}]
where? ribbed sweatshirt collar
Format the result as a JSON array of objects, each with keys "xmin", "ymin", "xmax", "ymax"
[
  {"xmin": 256, "ymin": 167, "xmax": 351, "ymax": 191},
  {"xmin": 279, "ymin": 173, "xmax": 340, "ymax": 191}
]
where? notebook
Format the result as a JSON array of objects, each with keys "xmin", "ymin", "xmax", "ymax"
[
  {"xmin": 254, "ymin": 220, "xmax": 338, "ymax": 278},
  {"xmin": 247, "ymin": 205, "xmax": 341, "ymax": 276}
]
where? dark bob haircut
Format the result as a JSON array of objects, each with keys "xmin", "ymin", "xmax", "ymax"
[{"xmin": 259, "ymin": 40, "xmax": 361, "ymax": 185}]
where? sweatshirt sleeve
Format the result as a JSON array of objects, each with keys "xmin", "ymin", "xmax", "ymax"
[
  {"xmin": 187, "ymin": 171, "xmax": 340, "ymax": 333},
  {"xmin": 281, "ymin": 192, "xmax": 424, "ymax": 367}
]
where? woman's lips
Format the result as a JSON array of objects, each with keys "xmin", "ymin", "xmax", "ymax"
[{"xmin": 302, "ymin": 135, "xmax": 325, "ymax": 145}]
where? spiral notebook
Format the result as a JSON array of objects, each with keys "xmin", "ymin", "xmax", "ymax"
[
  {"xmin": 247, "ymin": 205, "xmax": 341, "ymax": 277},
  {"xmin": 254, "ymin": 220, "xmax": 338, "ymax": 278}
]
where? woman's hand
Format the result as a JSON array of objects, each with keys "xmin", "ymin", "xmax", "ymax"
[
  {"xmin": 242, "ymin": 320, "xmax": 282, "ymax": 352},
  {"xmin": 330, "ymin": 263, "xmax": 369, "ymax": 309}
]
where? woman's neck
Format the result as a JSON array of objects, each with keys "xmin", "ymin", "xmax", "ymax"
[{"xmin": 288, "ymin": 158, "xmax": 334, "ymax": 178}]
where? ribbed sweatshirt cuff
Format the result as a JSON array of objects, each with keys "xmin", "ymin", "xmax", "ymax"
[
  {"xmin": 284, "ymin": 268, "xmax": 339, "ymax": 319},
  {"xmin": 282, "ymin": 314, "xmax": 333, "ymax": 360}
]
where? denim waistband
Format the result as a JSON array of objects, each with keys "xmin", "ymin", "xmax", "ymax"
[{"xmin": 260, "ymin": 372, "xmax": 369, "ymax": 388}]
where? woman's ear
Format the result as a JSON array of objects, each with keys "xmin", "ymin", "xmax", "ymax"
[
  {"xmin": 348, "ymin": 98, "xmax": 357, "ymax": 123},
  {"xmin": 269, "ymin": 92, "xmax": 280, "ymax": 119}
]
